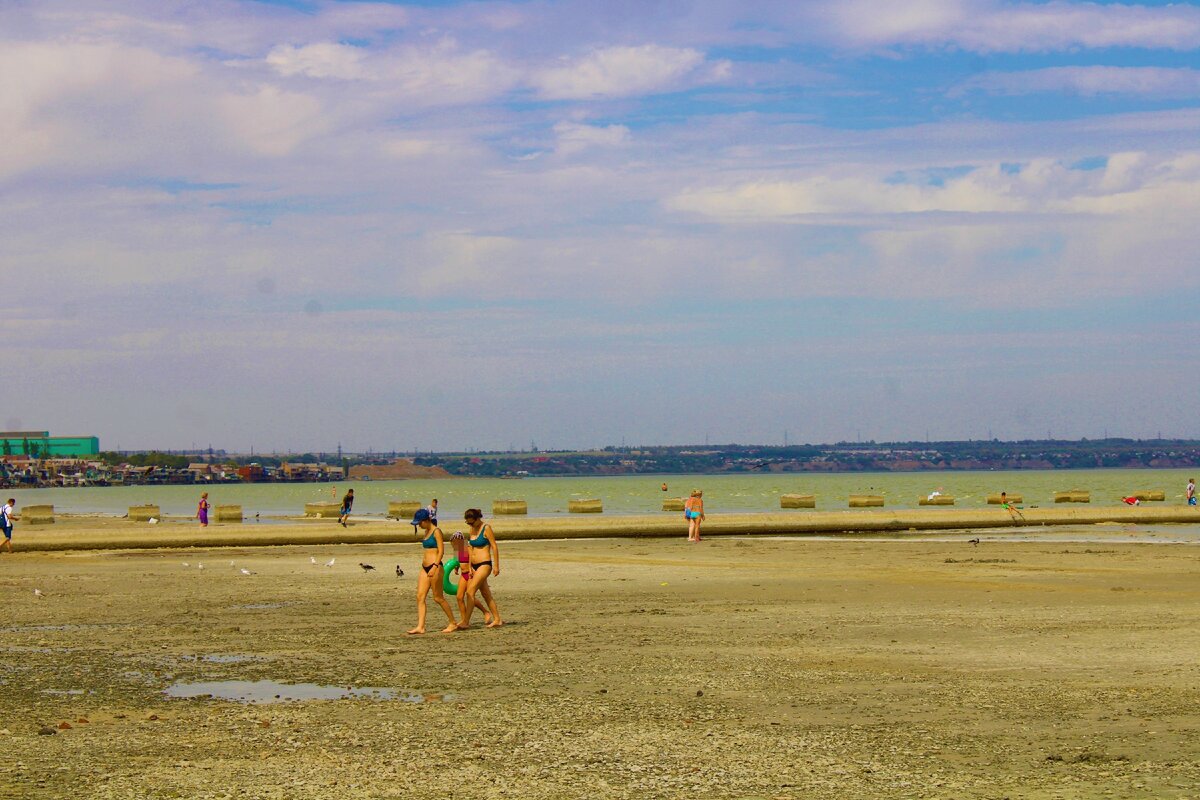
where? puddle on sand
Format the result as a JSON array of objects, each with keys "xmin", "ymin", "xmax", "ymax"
[
  {"xmin": 164, "ymin": 679, "xmax": 455, "ymax": 704},
  {"xmin": 178, "ymin": 654, "xmax": 264, "ymax": 664},
  {"xmin": 230, "ymin": 603, "xmax": 296, "ymax": 610}
]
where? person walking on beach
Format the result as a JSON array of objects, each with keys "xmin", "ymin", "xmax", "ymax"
[
  {"xmin": 1, "ymin": 498, "xmax": 17, "ymax": 554},
  {"xmin": 339, "ymin": 489, "xmax": 354, "ymax": 527},
  {"xmin": 427, "ymin": 498, "xmax": 438, "ymax": 526},
  {"xmin": 407, "ymin": 508, "xmax": 458, "ymax": 634},
  {"xmin": 459, "ymin": 508, "xmax": 502, "ymax": 628},
  {"xmin": 684, "ymin": 489, "xmax": 705, "ymax": 542},
  {"xmin": 449, "ymin": 531, "xmax": 491, "ymax": 627},
  {"xmin": 196, "ymin": 492, "xmax": 210, "ymax": 528},
  {"xmin": 1188, "ymin": 478, "xmax": 1196, "ymax": 506}
]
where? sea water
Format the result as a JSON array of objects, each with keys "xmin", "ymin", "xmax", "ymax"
[{"xmin": 10, "ymin": 468, "xmax": 1199, "ymax": 518}]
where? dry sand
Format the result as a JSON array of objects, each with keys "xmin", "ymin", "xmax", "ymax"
[{"xmin": 2, "ymin": 522, "xmax": 1200, "ymax": 799}]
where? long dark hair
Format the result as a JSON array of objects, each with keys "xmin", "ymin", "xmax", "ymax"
[{"xmin": 464, "ymin": 508, "xmax": 483, "ymax": 523}]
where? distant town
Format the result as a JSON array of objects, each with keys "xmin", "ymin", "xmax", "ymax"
[{"xmin": 2, "ymin": 430, "xmax": 1200, "ymax": 488}]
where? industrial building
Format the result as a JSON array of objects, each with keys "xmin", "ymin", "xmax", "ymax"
[{"xmin": 0, "ymin": 431, "xmax": 99, "ymax": 457}]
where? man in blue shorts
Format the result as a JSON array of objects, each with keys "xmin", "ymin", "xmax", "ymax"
[
  {"xmin": 1188, "ymin": 478, "xmax": 1196, "ymax": 506},
  {"xmin": 1, "ymin": 498, "xmax": 17, "ymax": 554}
]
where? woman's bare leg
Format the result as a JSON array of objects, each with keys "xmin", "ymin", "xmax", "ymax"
[
  {"xmin": 480, "ymin": 580, "xmax": 502, "ymax": 627},
  {"xmin": 407, "ymin": 570, "xmax": 432, "ymax": 634},
  {"xmin": 430, "ymin": 576, "xmax": 458, "ymax": 632}
]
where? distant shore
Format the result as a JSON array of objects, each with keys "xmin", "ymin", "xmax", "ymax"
[{"xmin": 6, "ymin": 505, "xmax": 1198, "ymax": 552}]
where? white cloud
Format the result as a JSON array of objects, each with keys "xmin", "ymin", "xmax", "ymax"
[
  {"xmin": 265, "ymin": 42, "xmax": 369, "ymax": 80},
  {"xmin": 817, "ymin": 0, "xmax": 1200, "ymax": 52},
  {"xmin": 959, "ymin": 66, "xmax": 1200, "ymax": 97},
  {"xmin": 531, "ymin": 44, "xmax": 707, "ymax": 99},
  {"xmin": 553, "ymin": 121, "xmax": 631, "ymax": 155}
]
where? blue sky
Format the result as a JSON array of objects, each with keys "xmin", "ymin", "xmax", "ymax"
[{"xmin": 1, "ymin": 0, "xmax": 1198, "ymax": 451}]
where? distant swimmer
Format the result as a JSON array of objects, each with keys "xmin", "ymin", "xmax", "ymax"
[
  {"xmin": 661, "ymin": 483, "xmax": 668, "ymax": 492},
  {"xmin": 1122, "ymin": 496, "xmax": 1141, "ymax": 506},
  {"xmin": 1188, "ymin": 478, "xmax": 1196, "ymax": 506}
]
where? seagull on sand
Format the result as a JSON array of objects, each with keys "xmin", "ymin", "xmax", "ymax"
[
  {"xmin": 240, "ymin": 568, "xmax": 255, "ymax": 576},
  {"xmin": 324, "ymin": 557, "xmax": 335, "ymax": 568},
  {"xmin": 33, "ymin": 589, "xmax": 44, "ymax": 598},
  {"xmin": 359, "ymin": 563, "xmax": 376, "ymax": 573},
  {"xmin": 310, "ymin": 556, "xmax": 317, "ymax": 565},
  {"xmin": 395, "ymin": 565, "xmax": 404, "ymax": 577},
  {"xmin": 197, "ymin": 563, "xmax": 204, "ymax": 570},
  {"xmin": 182, "ymin": 562, "xmax": 190, "ymax": 568}
]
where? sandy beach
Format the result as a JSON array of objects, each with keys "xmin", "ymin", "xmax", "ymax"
[{"xmin": 3, "ymin": 523, "xmax": 1200, "ymax": 799}]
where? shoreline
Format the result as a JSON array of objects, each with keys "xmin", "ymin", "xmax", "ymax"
[{"xmin": 6, "ymin": 505, "xmax": 1199, "ymax": 552}]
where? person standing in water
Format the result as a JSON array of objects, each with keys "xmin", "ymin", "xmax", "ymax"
[
  {"xmin": 339, "ymin": 489, "xmax": 354, "ymax": 527},
  {"xmin": 1187, "ymin": 478, "xmax": 1196, "ymax": 506},
  {"xmin": 196, "ymin": 492, "xmax": 209, "ymax": 528},
  {"xmin": 407, "ymin": 508, "xmax": 457, "ymax": 634},
  {"xmin": 684, "ymin": 489, "xmax": 705, "ymax": 542},
  {"xmin": 460, "ymin": 508, "xmax": 502, "ymax": 628}
]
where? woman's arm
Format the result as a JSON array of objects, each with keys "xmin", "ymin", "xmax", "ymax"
[
  {"xmin": 487, "ymin": 525, "xmax": 500, "ymax": 575},
  {"xmin": 434, "ymin": 529, "xmax": 445, "ymax": 563}
]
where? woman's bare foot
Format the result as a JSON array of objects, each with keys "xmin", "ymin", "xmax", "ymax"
[
  {"xmin": 483, "ymin": 612, "xmax": 492, "ymax": 625},
  {"xmin": 441, "ymin": 623, "xmax": 459, "ymax": 633},
  {"xmin": 486, "ymin": 619, "xmax": 504, "ymax": 628},
  {"xmin": 406, "ymin": 627, "xmax": 425, "ymax": 635},
  {"xmin": 456, "ymin": 622, "xmax": 470, "ymax": 630}
]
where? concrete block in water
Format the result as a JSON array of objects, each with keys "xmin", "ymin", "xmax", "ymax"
[
  {"xmin": 388, "ymin": 501, "xmax": 423, "ymax": 520},
  {"xmin": 849, "ymin": 495, "xmax": 884, "ymax": 508},
  {"xmin": 780, "ymin": 494, "xmax": 816, "ymax": 509},
  {"xmin": 1131, "ymin": 490, "xmax": 1165, "ymax": 502},
  {"xmin": 568, "ymin": 499, "xmax": 603, "ymax": 514},
  {"xmin": 493, "ymin": 499, "xmax": 528, "ymax": 515},
  {"xmin": 304, "ymin": 502, "xmax": 342, "ymax": 518},
  {"xmin": 129, "ymin": 505, "xmax": 160, "ymax": 522},
  {"xmin": 214, "ymin": 505, "xmax": 242, "ymax": 523},
  {"xmin": 1054, "ymin": 491, "xmax": 1090, "ymax": 503},
  {"xmin": 986, "ymin": 494, "xmax": 1023, "ymax": 504},
  {"xmin": 23, "ymin": 504, "xmax": 54, "ymax": 524},
  {"xmin": 918, "ymin": 495, "xmax": 955, "ymax": 506},
  {"xmin": 662, "ymin": 497, "xmax": 685, "ymax": 512}
]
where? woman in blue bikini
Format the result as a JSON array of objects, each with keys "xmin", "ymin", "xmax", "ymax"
[
  {"xmin": 684, "ymin": 489, "xmax": 705, "ymax": 542},
  {"xmin": 406, "ymin": 508, "xmax": 458, "ymax": 635},
  {"xmin": 459, "ymin": 508, "xmax": 502, "ymax": 628}
]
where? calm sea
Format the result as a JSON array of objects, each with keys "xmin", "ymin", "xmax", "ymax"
[{"xmin": 10, "ymin": 468, "xmax": 1199, "ymax": 518}]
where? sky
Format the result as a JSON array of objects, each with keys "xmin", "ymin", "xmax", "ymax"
[{"xmin": 2, "ymin": 0, "xmax": 1199, "ymax": 452}]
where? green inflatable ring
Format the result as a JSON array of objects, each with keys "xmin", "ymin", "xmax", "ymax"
[{"xmin": 442, "ymin": 557, "xmax": 461, "ymax": 596}]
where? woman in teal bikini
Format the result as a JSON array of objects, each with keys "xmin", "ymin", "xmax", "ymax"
[
  {"xmin": 406, "ymin": 508, "xmax": 458, "ymax": 635},
  {"xmin": 449, "ymin": 531, "xmax": 491, "ymax": 628},
  {"xmin": 460, "ymin": 508, "xmax": 502, "ymax": 628}
]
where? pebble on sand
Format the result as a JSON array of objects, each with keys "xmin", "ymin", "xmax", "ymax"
[{"xmin": 37, "ymin": 727, "xmax": 57, "ymax": 736}]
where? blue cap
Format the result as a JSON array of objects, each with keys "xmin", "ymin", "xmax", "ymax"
[{"xmin": 410, "ymin": 508, "xmax": 431, "ymax": 529}]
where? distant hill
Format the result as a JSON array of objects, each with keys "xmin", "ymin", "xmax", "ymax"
[{"xmin": 348, "ymin": 459, "xmax": 452, "ymax": 480}]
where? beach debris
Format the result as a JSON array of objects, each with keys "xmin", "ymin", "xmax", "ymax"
[
  {"xmin": 57, "ymin": 722, "xmax": 72, "ymax": 730},
  {"xmin": 310, "ymin": 557, "xmax": 317, "ymax": 565},
  {"xmin": 148, "ymin": 518, "xmax": 159, "ymax": 524},
  {"xmin": 197, "ymin": 563, "xmax": 204, "ymax": 570},
  {"xmin": 76, "ymin": 718, "xmax": 89, "ymax": 724},
  {"xmin": 359, "ymin": 563, "xmax": 375, "ymax": 572},
  {"xmin": 324, "ymin": 558, "xmax": 335, "ymax": 568},
  {"xmin": 37, "ymin": 726, "xmax": 57, "ymax": 736},
  {"xmin": 229, "ymin": 561, "xmax": 235, "ymax": 567},
  {"xmin": 395, "ymin": 565, "xmax": 404, "ymax": 577},
  {"xmin": 968, "ymin": 538, "xmax": 981, "ymax": 546},
  {"xmin": 239, "ymin": 568, "xmax": 255, "ymax": 576},
  {"xmin": 33, "ymin": 589, "xmax": 44, "ymax": 599},
  {"xmin": 182, "ymin": 562, "xmax": 189, "ymax": 567}
]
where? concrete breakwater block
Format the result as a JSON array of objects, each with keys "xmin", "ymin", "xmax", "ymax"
[
  {"xmin": 304, "ymin": 502, "xmax": 343, "ymax": 518},
  {"xmin": 918, "ymin": 495, "xmax": 955, "ymax": 506},
  {"xmin": 986, "ymin": 494, "xmax": 1023, "ymax": 504},
  {"xmin": 493, "ymin": 500, "xmax": 528, "ymax": 515},
  {"xmin": 1130, "ymin": 490, "xmax": 1165, "ymax": 502},
  {"xmin": 780, "ymin": 494, "xmax": 816, "ymax": 509},
  {"xmin": 23, "ymin": 504, "xmax": 54, "ymax": 524},
  {"xmin": 215, "ymin": 505, "xmax": 242, "ymax": 522},
  {"xmin": 662, "ymin": 497, "xmax": 685, "ymax": 512},
  {"xmin": 568, "ymin": 499, "xmax": 603, "ymax": 514},
  {"xmin": 849, "ymin": 495, "xmax": 884, "ymax": 508},
  {"xmin": 1054, "ymin": 491, "xmax": 1090, "ymax": 503},
  {"xmin": 388, "ymin": 501, "xmax": 423, "ymax": 520},
  {"xmin": 129, "ymin": 505, "xmax": 160, "ymax": 522}
]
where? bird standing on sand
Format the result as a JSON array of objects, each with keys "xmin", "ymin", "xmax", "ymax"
[
  {"xmin": 33, "ymin": 589, "xmax": 44, "ymax": 598},
  {"xmin": 310, "ymin": 556, "xmax": 317, "ymax": 565},
  {"xmin": 324, "ymin": 558, "xmax": 335, "ymax": 568},
  {"xmin": 240, "ymin": 568, "xmax": 255, "ymax": 575},
  {"xmin": 395, "ymin": 565, "xmax": 404, "ymax": 577},
  {"xmin": 359, "ymin": 563, "xmax": 376, "ymax": 573}
]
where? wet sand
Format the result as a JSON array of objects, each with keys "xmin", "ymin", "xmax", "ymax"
[{"xmin": 3, "ymin": 534, "xmax": 1200, "ymax": 799}]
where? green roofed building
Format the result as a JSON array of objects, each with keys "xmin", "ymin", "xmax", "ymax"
[{"xmin": 0, "ymin": 431, "xmax": 100, "ymax": 458}]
